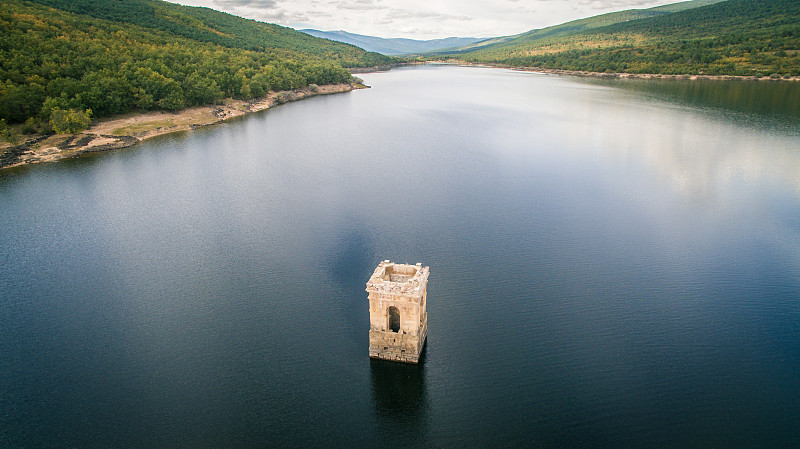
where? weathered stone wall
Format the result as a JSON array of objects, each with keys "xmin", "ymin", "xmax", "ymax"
[
  {"xmin": 369, "ymin": 329, "xmax": 423, "ymax": 363},
  {"xmin": 368, "ymin": 292, "xmax": 421, "ymax": 335},
  {"xmin": 366, "ymin": 261, "xmax": 429, "ymax": 364}
]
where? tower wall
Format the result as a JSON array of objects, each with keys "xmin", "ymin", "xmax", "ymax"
[{"xmin": 366, "ymin": 261, "xmax": 429, "ymax": 364}]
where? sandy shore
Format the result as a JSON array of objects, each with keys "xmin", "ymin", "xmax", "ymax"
[{"xmin": 0, "ymin": 83, "xmax": 362, "ymax": 170}]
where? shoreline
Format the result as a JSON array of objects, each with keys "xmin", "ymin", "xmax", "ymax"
[
  {"xmin": 0, "ymin": 83, "xmax": 363, "ymax": 170},
  {"xmin": 431, "ymin": 60, "xmax": 800, "ymax": 82},
  {"xmin": 4, "ymin": 63, "xmax": 797, "ymax": 171},
  {"xmin": 349, "ymin": 61, "xmax": 424, "ymax": 73}
]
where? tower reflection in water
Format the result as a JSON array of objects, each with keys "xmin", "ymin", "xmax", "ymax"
[{"xmin": 370, "ymin": 352, "xmax": 428, "ymax": 438}]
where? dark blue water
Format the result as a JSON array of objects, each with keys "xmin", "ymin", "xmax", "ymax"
[{"xmin": 2, "ymin": 65, "xmax": 799, "ymax": 448}]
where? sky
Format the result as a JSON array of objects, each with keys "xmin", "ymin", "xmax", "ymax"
[{"xmin": 171, "ymin": 0, "xmax": 688, "ymax": 40}]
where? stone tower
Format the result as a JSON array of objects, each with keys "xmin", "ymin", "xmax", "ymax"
[{"xmin": 366, "ymin": 260, "xmax": 429, "ymax": 364}]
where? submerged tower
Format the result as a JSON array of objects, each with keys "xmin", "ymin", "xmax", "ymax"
[{"xmin": 366, "ymin": 261, "xmax": 429, "ymax": 364}]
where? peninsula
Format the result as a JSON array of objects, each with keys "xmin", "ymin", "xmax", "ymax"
[
  {"xmin": 0, "ymin": 0, "xmax": 395, "ymax": 169},
  {"xmin": 1, "ymin": 83, "xmax": 363, "ymax": 169}
]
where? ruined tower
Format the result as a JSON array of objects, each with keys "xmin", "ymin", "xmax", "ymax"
[{"xmin": 366, "ymin": 260, "xmax": 429, "ymax": 364}]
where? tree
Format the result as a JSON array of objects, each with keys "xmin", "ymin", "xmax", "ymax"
[
  {"xmin": 49, "ymin": 108, "xmax": 92, "ymax": 134},
  {"xmin": 157, "ymin": 88, "xmax": 185, "ymax": 110},
  {"xmin": 0, "ymin": 119, "xmax": 19, "ymax": 144},
  {"xmin": 183, "ymin": 71, "xmax": 223, "ymax": 106}
]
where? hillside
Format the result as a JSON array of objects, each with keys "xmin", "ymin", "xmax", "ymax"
[
  {"xmin": 445, "ymin": 0, "xmax": 725, "ymax": 54},
  {"xmin": 0, "ymin": 0, "xmax": 396, "ymax": 129},
  {"xmin": 25, "ymin": 0, "xmax": 392, "ymax": 67},
  {"xmin": 443, "ymin": 0, "xmax": 800, "ymax": 77},
  {"xmin": 301, "ymin": 30, "xmax": 486, "ymax": 55}
]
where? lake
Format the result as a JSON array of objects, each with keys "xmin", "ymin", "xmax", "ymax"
[{"xmin": 1, "ymin": 64, "xmax": 799, "ymax": 448}]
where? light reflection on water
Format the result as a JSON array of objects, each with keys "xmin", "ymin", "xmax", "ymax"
[{"xmin": 1, "ymin": 64, "xmax": 799, "ymax": 448}]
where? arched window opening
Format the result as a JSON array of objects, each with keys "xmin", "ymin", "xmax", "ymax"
[{"xmin": 388, "ymin": 306, "xmax": 400, "ymax": 333}]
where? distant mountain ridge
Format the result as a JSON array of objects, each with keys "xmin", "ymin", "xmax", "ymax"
[{"xmin": 301, "ymin": 30, "xmax": 487, "ymax": 55}]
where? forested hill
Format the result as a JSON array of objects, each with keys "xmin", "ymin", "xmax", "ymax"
[
  {"xmin": 25, "ymin": 0, "xmax": 390, "ymax": 65},
  {"xmin": 451, "ymin": 0, "xmax": 725, "ymax": 53},
  {"xmin": 445, "ymin": 0, "xmax": 800, "ymax": 77},
  {"xmin": 0, "ymin": 0, "xmax": 396, "ymax": 130}
]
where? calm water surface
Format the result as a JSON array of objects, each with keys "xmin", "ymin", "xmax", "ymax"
[{"xmin": 1, "ymin": 65, "xmax": 799, "ymax": 448}]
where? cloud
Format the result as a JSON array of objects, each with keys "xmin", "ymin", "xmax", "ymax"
[
  {"xmin": 330, "ymin": 0, "xmax": 388, "ymax": 11},
  {"xmin": 256, "ymin": 10, "xmax": 288, "ymax": 21},
  {"xmin": 180, "ymin": 0, "xmax": 680, "ymax": 40},
  {"xmin": 573, "ymin": 0, "xmax": 663, "ymax": 10},
  {"xmin": 213, "ymin": 0, "xmax": 278, "ymax": 7},
  {"xmin": 306, "ymin": 10, "xmax": 335, "ymax": 18},
  {"xmin": 376, "ymin": 9, "xmax": 473, "ymax": 24},
  {"xmin": 253, "ymin": 9, "xmax": 314, "ymax": 23}
]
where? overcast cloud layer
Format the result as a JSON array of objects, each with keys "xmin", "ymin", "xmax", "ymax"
[{"xmin": 172, "ymin": 0, "xmax": 684, "ymax": 39}]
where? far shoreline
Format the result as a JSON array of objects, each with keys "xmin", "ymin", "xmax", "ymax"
[
  {"xmin": 1, "ymin": 83, "xmax": 364, "ymax": 171},
  {"xmin": 428, "ymin": 60, "xmax": 800, "ymax": 82}
]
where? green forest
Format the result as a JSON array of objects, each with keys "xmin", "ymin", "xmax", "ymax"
[
  {"xmin": 0, "ymin": 0, "xmax": 396, "ymax": 133},
  {"xmin": 441, "ymin": 0, "xmax": 800, "ymax": 77}
]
